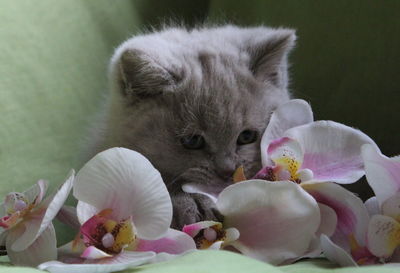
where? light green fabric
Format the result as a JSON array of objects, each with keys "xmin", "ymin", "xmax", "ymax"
[{"xmin": 1, "ymin": 0, "xmax": 399, "ymax": 272}]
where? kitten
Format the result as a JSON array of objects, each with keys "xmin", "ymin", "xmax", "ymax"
[{"xmin": 88, "ymin": 25, "xmax": 295, "ymax": 229}]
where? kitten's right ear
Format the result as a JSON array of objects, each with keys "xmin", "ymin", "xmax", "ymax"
[{"xmin": 115, "ymin": 49, "xmax": 181, "ymax": 99}]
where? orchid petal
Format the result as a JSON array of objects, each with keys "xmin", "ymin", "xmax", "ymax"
[
  {"xmin": 302, "ymin": 182, "xmax": 369, "ymax": 249},
  {"xmin": 285, "ymin": 121, "xmax": 376, "ymax": 184},
  {"xmin": 135, "ymin": 228, "xmax": 196, "ymax": 254},
  {"xmin": 365, "ymin": 197, "xmax": 380, "ymax": 217},
  {"xmin": 182, "ymin": 221, "xmax": 221, "ymax": 237},
  {"xmin": 74, "ymin": 148, "xmax": 172, "ymax": 240},
  {"xmin": 23, "ymin": 179, "xmax": 48, "ymax": 205},
  {"xmin": 181, "ymin": 184, "xmax": 218, "ymax": 204},
  {"xmin": 76, "ymin": 201, "xmax": 99, "ymax": 225},
  {"xmin": 218, "ymin": 180, "xmax": 320, "ymax": 264},
  {"xmin": 367, "ymin": 214, "xmax": 400, "ymax": 258},
  {"xmin": 6, "ymin": 223, "xmax": 57, "ymax": 267},
  {"xmin": 316, "ymin": 203, "xmax": 338, "ymax": 237},
  {"xmin": 57, "ymin": 205, "xmax": 81, "ymax": 230},
  {"xmin": 382, "ymin": 193, "xmax": 400, "ymax": 221},
  {"xmin": 320, "ymin": 234, "xmax": 358, "ymax": 267},
  {"xmin": 362, "ymin": 144, "xmax": 400, "ymax": 206},
  {"xmin": 81, "ymin": 246, "xmax": 112, "ymax": 259},
  {"xmin": 261, "ymin": 99, "xmax": 313, "ymax": 166},
  {"xmin": 38, "ymin": 251, "xmax": 156, "ymax": 273},
  {"xmin": 11, "ymin": 171, "xmax": 74, "ymax": 252}
]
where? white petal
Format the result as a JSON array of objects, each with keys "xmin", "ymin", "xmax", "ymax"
[
  {"xmin": 81, "ymin": 246, "xmax": 112, "ymax": 259},
  {"xmin": 11, "ymin": 171, "xmax": 74, "ymax": 251},
  {"xmin": 217, "ymin": 180, "xmax": 320, "ymax": 265},
  {"xmin": 284, "ymin": 121, "xmax": 377, "ymax": 184},
  {"xmin": 316, "ymin": 203, "xmax": 338, "ymax": 237},
  {"xmin": 38, "ymin": 251, "xmax": 155, "ymax": 273},
  {"xmin": 261, "ymin": 99, "xmax": 314, "ymax": 166},
  {"xmin": 181, "ymin": 184, "xmax": 218, "ymax": 204},
  {"xmin": 302, "ymin": 182, "xmax": 370, "ymax": 248},
  {"xmin": 57, "ymin": 205, "xmax": 81, "ymax": 230},
  {"xmin": 76, "ymin": 201, "xmax": 99, "ymax": 225},
  {"xmin": 320, "ymin": 234, "xmax": 358, "ymax": 267},
  {"xmin": 382, "ymin": 193, "xmax": 400, "ymax": 221},
  {"xmin": 362, "ymin": 144, "xmax": 400, "ymax": 206},
  {"xmin": 24, "ymin": 179, "xmax": 48, "ymax": 205},
  {"xmin": 364, "ymin": 197, "xmax": 380, "ymax": 217},
  {"xmin": 7, "ymin": 223, "xmax": 57, "ymax": 267},
  {"xmin": 367, "ymin": 214, "xmax": 400, "ymax": 258},
  {"xmin": 135, "ymin": 228, "xmax": 196, "ymax": 254},
  {"xmin": 74, "ymin": 148, "xmax": 172, "ymax": 240}
]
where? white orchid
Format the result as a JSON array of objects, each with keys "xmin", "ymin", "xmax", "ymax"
[
  {"xmin": 39, "ymin": 148, "xmax": 195, "ymax": 273},
  {"xmin": 0, "ymin": 172, "xmax": 74, "ymax": 266}
]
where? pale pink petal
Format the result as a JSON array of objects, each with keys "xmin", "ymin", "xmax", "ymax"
[
  {"xmin": 217, "ymin": 180, "xmax": 320, "ymax": 264},
  {"xmin": 367, "ymin": 214, "xmax": 400, "ymax": 258},
  {"xmin": 382, "ymin": 193, "xmax": 400, "ymax": 221},
  {"xmin": 181, "ymin": 184, "xmax": 218, "ymax": 203},
  {"xmin": 261, "ymin": 99, "xmax": 313, "ymax": 166},
  {"xmin": 81, "ymin": 246, "xmax": 112, "ymax": 259},
  {"xmin": 38, "ymin": 251, "xmax": 155, "ymax": 273},
  {"xmin": 284, "ymin": 121, "xmax": 376, "ymax": 184},
  {"xmin": 320, "ymin": 234, "xmax": 358, "ymax": 267},
  {"xmin": 56, "ymin": 205, "xmax": 80, "ymax": 230},
  {"xmin": 316, "ymin": 203, "xmax": 338, "ymax": 237},
  {"xmin": 364, "ymin": 197, "xmax": 380, "ymax": 217},
  {"xmin": 74, "ymin": 148, "xmax": 172, "ymax": 240},
  {"xmin": 362, "ymin": 144, "xmax": 400, "ymax": 206},
  {"xmin": 302, "ymin": 182, "xmax": 370, "ymax": 249},
  {"xmin": 11, "ymin": 171, "xmax": 74, "ymax": 252},
  {"xmin": 182, "ymin": 221, "xmax": 221, "ymax": 237},
  {"xmin": 6, "ymin": 223, "xmax": 57, "ymax": 267},
  {"xmin": 76, "ymin": 201, "xmax": 99, "ymax": 225},
  {"xmin": 135, "ymin": 228, "xmax": 196, "ymax": 254},
  {"xmin": 283, "ymin": 236, "xmax": 321, "ymax": 264}
]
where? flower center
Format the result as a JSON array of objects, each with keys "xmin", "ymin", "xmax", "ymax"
[
  {"xmin": 80, "ymin": 209, "xmax": 136, "ymax": 255},
  {"xmin": 194, "ymin": 224, "xmax": 226, "ymax": 249},
  {"xmin": 0, "ymin": 192, "xmax": 35, "ymax": 229}
]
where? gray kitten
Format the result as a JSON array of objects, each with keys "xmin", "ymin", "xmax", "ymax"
[{"xmin": 88, "ymin": 25, "xmax": 295, "ymax": 229}]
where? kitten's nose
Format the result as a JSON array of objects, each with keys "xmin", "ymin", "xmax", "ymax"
[{"xmin": 215, "ymin": 158, "xmax": 237, "ymax": 179}]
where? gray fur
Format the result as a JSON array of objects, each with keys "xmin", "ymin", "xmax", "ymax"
[{"xmin": 88, "ymin": 25, "xmax": 296, "ymax": 228}]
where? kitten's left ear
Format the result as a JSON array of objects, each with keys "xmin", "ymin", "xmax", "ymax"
[{"xmin": 246, "ymin": 28, "xmax": 296, "ymax": 89}]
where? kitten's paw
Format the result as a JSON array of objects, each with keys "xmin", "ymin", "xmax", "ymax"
[{"xmin": 170, "ymin": 192, "xmax": 223, "ymax": 230}]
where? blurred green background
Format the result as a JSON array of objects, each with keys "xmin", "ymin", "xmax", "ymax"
[{"xmin": 1, "ymin": 0, "xmax": 399, "ymax": 243}]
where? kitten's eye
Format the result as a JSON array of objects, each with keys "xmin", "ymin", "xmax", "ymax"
[
  {"xmin": 237, "ymin": 130, "xmax": 258, "ymax": 145},
  {"xmin": 180, "ymin": 135, "xmax": 205, "ymax": 149}
]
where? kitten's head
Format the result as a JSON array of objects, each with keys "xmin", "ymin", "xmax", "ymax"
[{"xmin": 105, "ymin": 26, "xmax": 295, "ymax": 193}]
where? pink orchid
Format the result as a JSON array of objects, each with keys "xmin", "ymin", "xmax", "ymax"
[
  {"xmin": 320, "ymin": 144, "xmax": 400, "ymax": 266},
  {"xmin": 0, "ymin": 172, "xmax": 74, "ymax": 266},
  {"xmin": 39, "ymin": 148, "xmax": 195, "ymax": 273}
]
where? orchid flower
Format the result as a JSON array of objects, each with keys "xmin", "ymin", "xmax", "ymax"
[
  {"xmin": 39, "ymin": 148, "xmax": 195, "ymax": 273},
  {"xmin": 0, "ymin": 172, "xmax": 74, "ymax": 266},
  {"xmin": 320, "ymin": 144, "xmax": 400, "ymax": 266}
]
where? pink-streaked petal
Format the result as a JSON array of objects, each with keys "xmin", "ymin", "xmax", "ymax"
[
  {"xmin": 181, "ymin": 184, "xmax": 218, "ymax": 204},
  {"xmin": 6, "ymin": 223, "xmax": 57, "ymax": 267},
  {"xmin": 135, "ymin": 228, "xmax": 196, "ymax": 254},
  {"xmin": 11, "ymin": 171, "xmax": 74, "ymax": 252},
  {"xmin": 182, "ymin": 221, "xmax": 221, "ymax": 237},
  {"xmin": 367, "ymin": 214, "xmax": 400, "ymax": 258},
  {"xmin": 74, "ymin": 148, "xmax": 172, "ymax": 240},
  {"xmin": 261, "ymin": 99, "xmax": 313, "ymax": 166},
  {"xmin": 76, "ymin": 201, "xmax": 99, "ymax": 225},
  {"xmin": 285, "ymin": 121, "xmax": 377, "ymax": 184},
  {"xmin": 382, "ymin": 193, "xmax": 400, "ymax": 221},
  {"xmin": 302, "ymin": 182, "xmax": 370, "ymax": 248},
  {"xmin": 81, "ymin": 246, "xmax": 112, "ymax": 259},
  {"xmin": 365, "ymin": 197, "xmax": 380, "ymax": 217},
  {"xmin": 57, "ymin": 205, "xmax": 80, "ymax": 230},
  {"xmin": 362, "ymin": 144, "xmax": 400, "ymax": 206},
  {"xmin": 38, "ymin": 251, "xmax": 155, "ymax": 273},
  {"xmin": 316, "ymin": 203, "xmax": 338, "ymax": 237},
  {"xmin": 218, "ymin": 180, "xmax": 320, "ymax": 264},
  {"xmin": 320, "ymin": 234, "xmax": 358, "ymax": 267}
]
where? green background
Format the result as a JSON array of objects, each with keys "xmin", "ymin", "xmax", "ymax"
[{"xmin": 1, "ymin": 0, "xmax": 399, "ymax": 272}]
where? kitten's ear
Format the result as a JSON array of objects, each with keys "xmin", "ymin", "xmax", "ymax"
[
  {"xmin": 115, "ymin": 49, "xmax": 181, "ymax": 99},
  {"xmin": 246, "ymin": 29, "xmax": 296, "ymax": 89}
]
